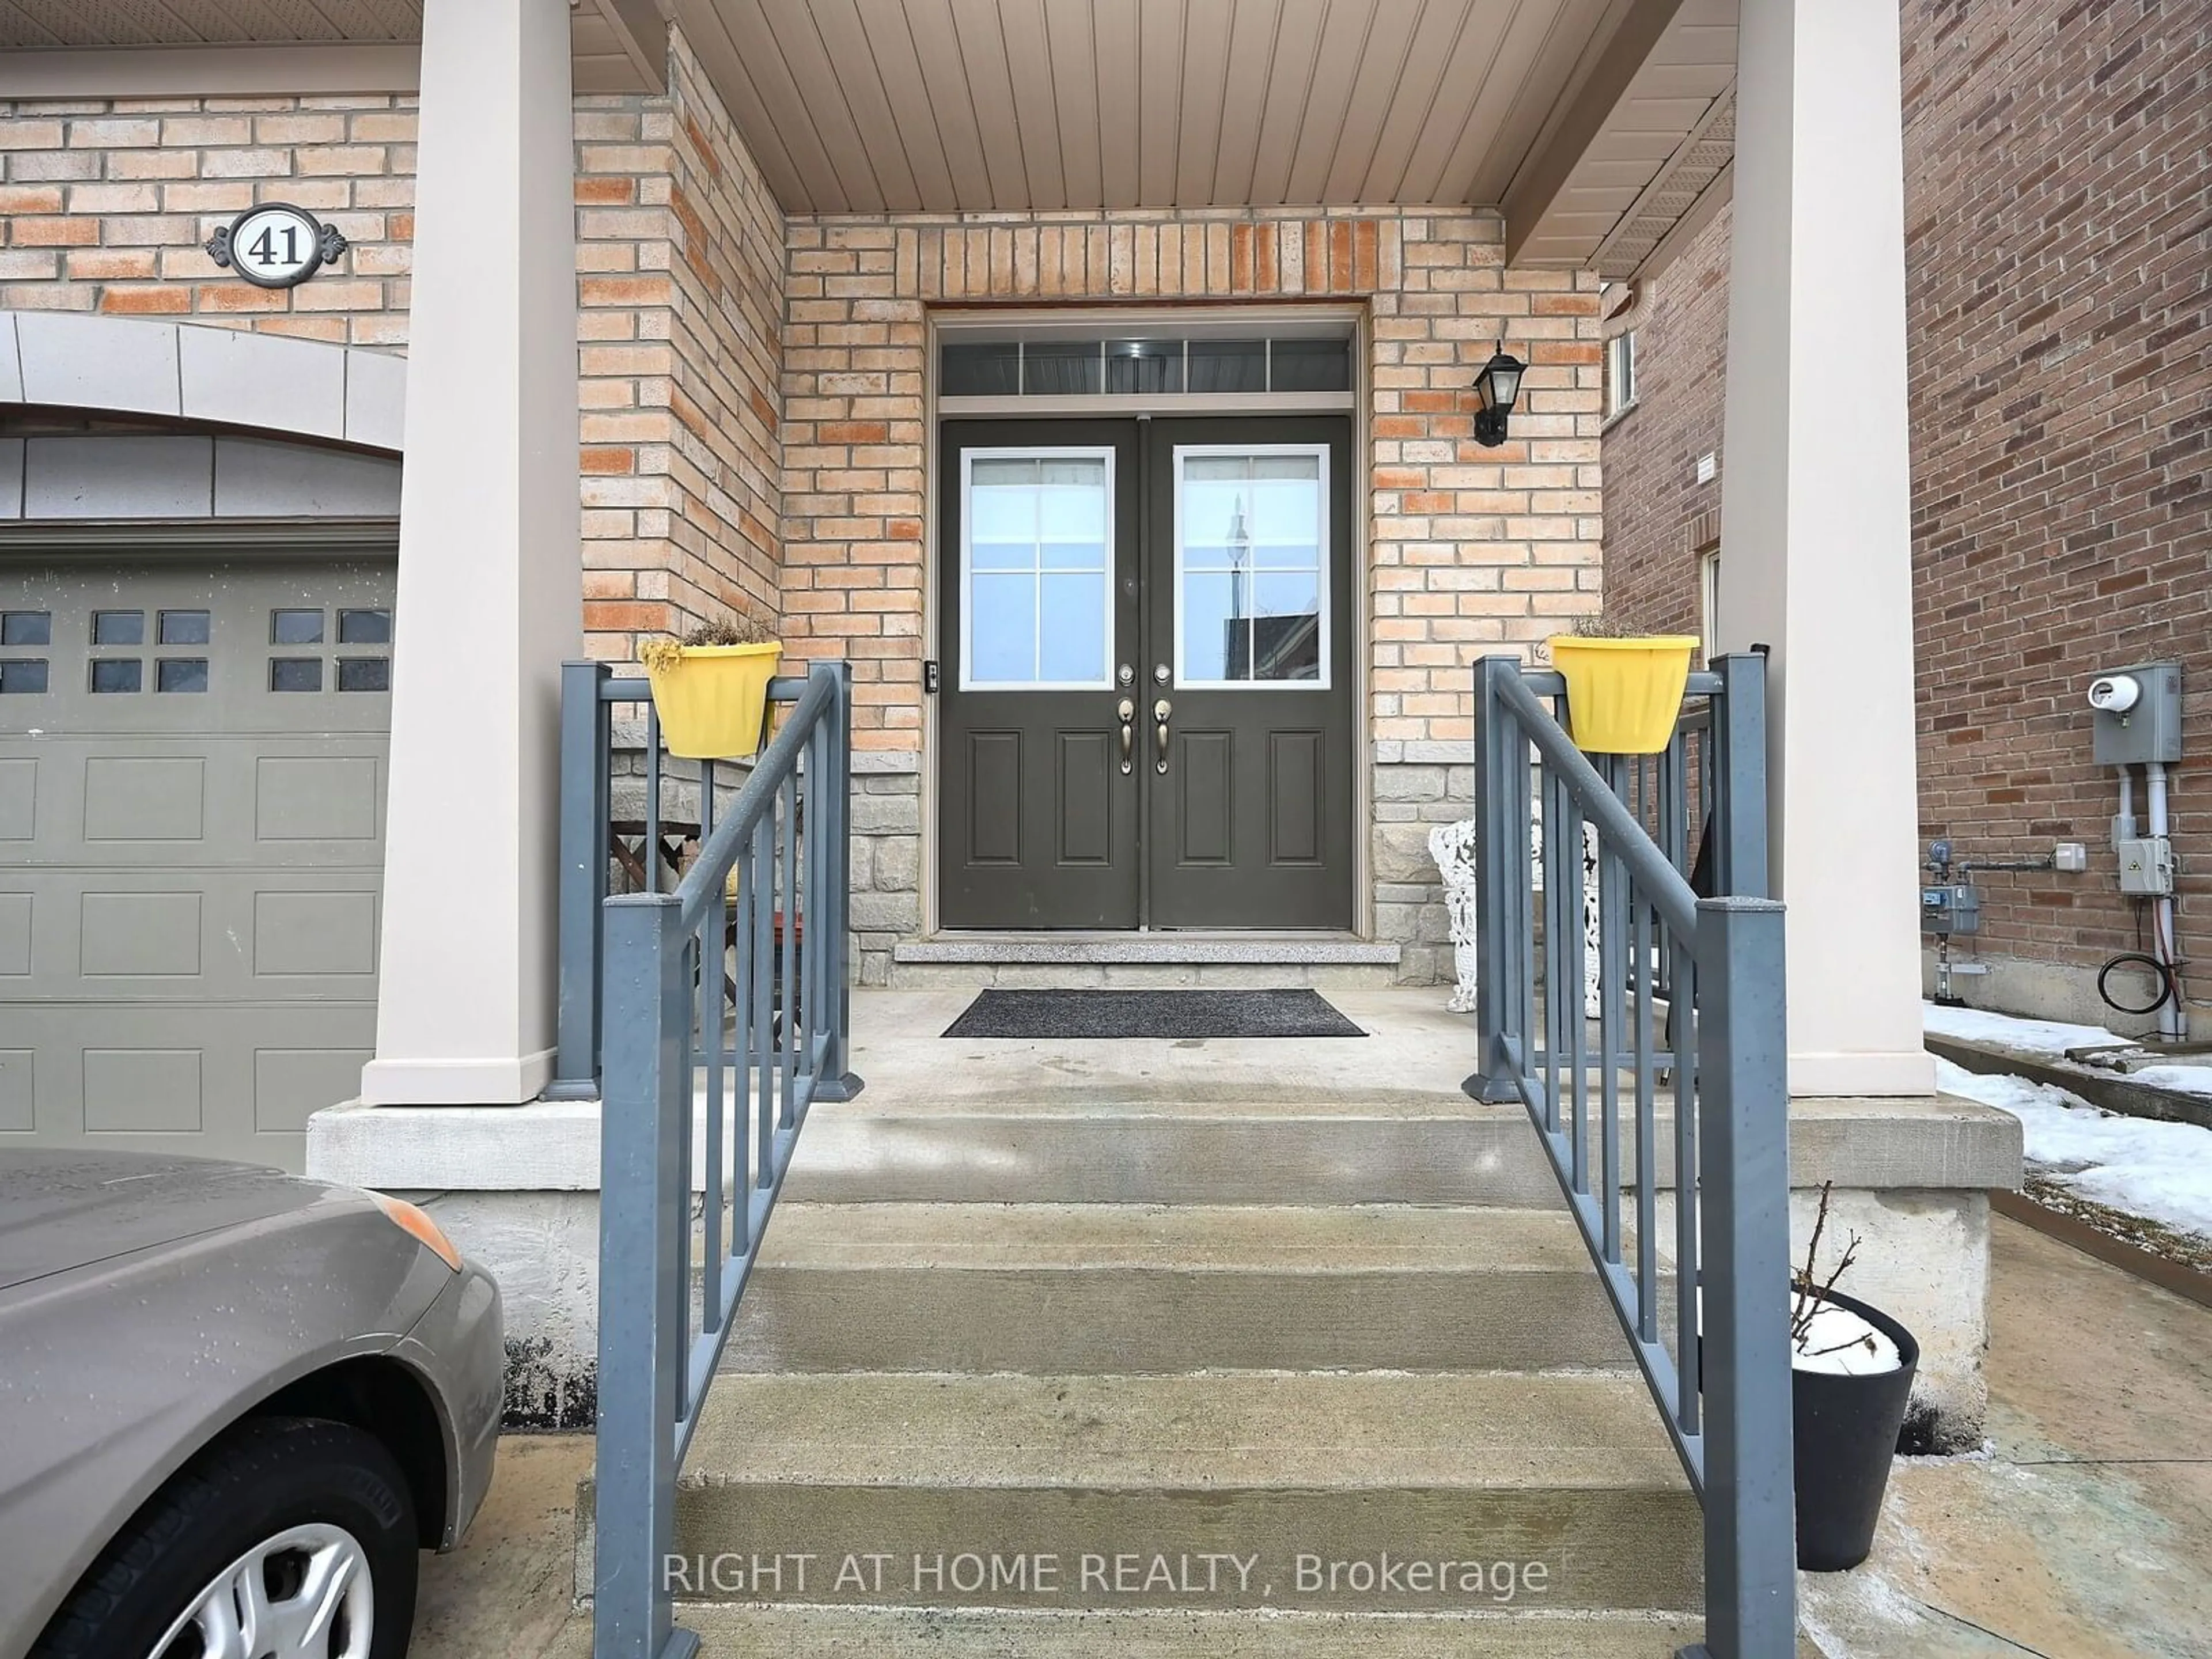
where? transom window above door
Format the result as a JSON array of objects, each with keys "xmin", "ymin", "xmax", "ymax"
[
  {"xmin": 960, "ymin": 450, "xmax": 1114, "ymax": 690},
  {"xmin": 937, "ymin": 321, "xmax": 1357, "ymax": 411},
  {"xmin": 1175, "ymin": 447, "xmax": 1329, "ymax": 688}
]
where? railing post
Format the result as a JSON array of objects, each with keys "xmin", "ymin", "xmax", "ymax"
[
  {"xmin": 1468, "ymin": 656, "xmax": 1524, "ymax": 1103},
  {"xmin": 550, "ymin": 659, "xmax": 612, "ymax": 1100},
  {"xmin": 593, "ymin": 892, "xmax": 700, "ymax": 1659},
  {"xmin": 1710, "ymin": 653, "xmax": 1769, "ymax": 900},
  {"xmin": 1681, "ymin": 895, "xmax": 1795, "ymax": 1659},
  {"xmin": 812, "ymin": 660, "xmax": 863, "ymax": 1102}
]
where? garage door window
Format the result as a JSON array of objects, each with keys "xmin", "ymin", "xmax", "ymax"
[
  {"xmin": 266, "ymin": 606, "xmax": 392, "ymax": 694},
  {"xmin": 90, "ymin": 659, "xmax": 142, "ymax": 694},
  {"xmin": 1, "ymin": 611, "xmax": 49, "ymax": 694},
  {"xmin": 157, "ymin": 658, "xmax": 209, "ymax": 694}
]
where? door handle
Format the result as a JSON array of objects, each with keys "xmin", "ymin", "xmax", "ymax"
[
  {"xmin": 1153, "ymin": 698, "xmax": 1172, "ymax": 774},
  {"xmin": 1118, "ymin": 698, "xmax": 1135, "ymax": 774}
]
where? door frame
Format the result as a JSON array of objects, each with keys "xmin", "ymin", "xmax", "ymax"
[{"xmin": 921, "ymin": 304, "xmax": 1374, "ymax": 937}]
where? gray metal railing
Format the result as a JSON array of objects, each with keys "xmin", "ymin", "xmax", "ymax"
[
  {"xmin": 1469, "ymin": 652, "xmax": 1794, "ymax": 1659},
  {"xmin": 578, "ymin": 658, "xmax": 860, "ymax": 1659}
]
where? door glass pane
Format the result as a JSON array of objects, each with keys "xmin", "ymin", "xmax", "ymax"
[
  {"xmin": 964, "ymin": 452, "xmax": 1112, "ymax": 688},
  {"xmin": 1187, "ymin": 340, "xmax": 1267, "ymax": 393},
  {"xmin": 1177, "ymin": 450, "xmax": 1326, "ymax": 685},
  {"xmin": 941, "ymin": 342, "xmax": 1021, "ymax": 396},
  {"xmin": 1268, "ymin": 337, "xmax": 1352, "ymax": 392},
  {"xmin": 1039, "ymin": 573, "xmax": 1106, "ymax": 682},
  {"xmin": 1021, "ymin": 343, "xmax": 1103, "ymax": 395},
  {"xmin": 1105, "ymin": 340, "xmax": 1183, "ymax": 395},
  {"xmin": 969, "ymin": 573, "xmax": 1037, "ymax": 684}
]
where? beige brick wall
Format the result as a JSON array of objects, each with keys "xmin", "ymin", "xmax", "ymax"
[
  {"xmin": 0, "ymin": 94, "xmax": 415, "ymax": 343},
  {"xmin": 577, "ymin": 30, "xmax": 785, "ymax": 661},
  {"xmin": 779, "ymin": 207, "xmax": 1604, "ymax": 978},
  {"xmin": 779, "ymin": 209, "xmax": 1604, "ymax": 749},
  {"xmin": 0, "ymin": 36, "xmax": 783, "ymax": 672}
]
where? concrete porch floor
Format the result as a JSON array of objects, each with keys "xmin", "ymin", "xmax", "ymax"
[{"xmin": 408, "ymin": 1213, "xmax": 2212, "ymax": 1658}]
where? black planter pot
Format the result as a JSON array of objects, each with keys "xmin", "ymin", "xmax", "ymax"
[{"xmin": 1793, "ymin": 1288, "xmax": 1920, "ymax": 1572}]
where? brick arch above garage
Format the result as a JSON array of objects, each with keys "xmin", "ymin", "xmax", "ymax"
[{"xmin": 0, "ymin": 311, "xmax": 404, "ymax": 454}]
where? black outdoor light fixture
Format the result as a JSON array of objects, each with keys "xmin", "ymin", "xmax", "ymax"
[{"xmin": 1472, "ymin": 346, "xmax": 1527, "ymax": 446}]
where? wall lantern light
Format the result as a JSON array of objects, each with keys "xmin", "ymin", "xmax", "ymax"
[{"xmin": 1472, "ymin": 347, "xmax": 1527, "ymax": 447}]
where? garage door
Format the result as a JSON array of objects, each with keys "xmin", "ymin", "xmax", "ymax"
[{"xmin": 0, "ymin": 555, "xmax": 395, "ymax": 1169}]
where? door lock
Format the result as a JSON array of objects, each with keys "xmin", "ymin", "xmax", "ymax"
[
  {"xmin": 1118, "ymin": 663, "xmax": 1135, "ymax": 688},
  {"xmin": 1117, "ymin": 698, "xmax": 1135, "ymax": 774},
  {"xmin": 1153, "ymin": 664, "xmax": 1172, "ymax": 685},
  {"xmin": 1153, "ymin": 698, "xmax": 1172, "ymax": 774}
]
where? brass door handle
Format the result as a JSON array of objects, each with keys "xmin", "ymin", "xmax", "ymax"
[
  {"xmin": 1153, "ymin": 698, "xmax": 1172, "ymax": 774},
  {"xmin": 1118, "ymin": 698, "xmax": 1135, "ymax": 774}
]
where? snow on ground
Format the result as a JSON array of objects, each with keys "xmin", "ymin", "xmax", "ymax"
[
  {"xmin": 1933, "ymin": 1057, "xmax": 2212, "ymax": 1241},
  {"xmin": 1922, "ymin": 1001, "xmax": 2131, "ymax": 1057},
  {"xmin": 1923, "ymin": 1000, "xmax": 2212, "ymax": 1097},
  {"xmin": 2123, "ymin": 1062, "xmax": 2212, "ymax": 1099}
]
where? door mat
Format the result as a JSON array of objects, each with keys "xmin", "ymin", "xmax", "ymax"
[{"xmin": 943, "ymin": 988, "xmax": 1367, "ymax": 1040}]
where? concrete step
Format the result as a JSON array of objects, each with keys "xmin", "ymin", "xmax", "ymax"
[
  {"xmin": 784, "ymin": 1093, "xmax": 1560, "ymax": 1206},
  {"xmin": 887, "ymin": 933, "xmax": 1404, "ymax": 993},
  {"xmin": 630, "ymin": 1604, "xmax": 1710, "ymax": 1656},
  {"xmin": 888, "ymin": 963, "xmax": 1405, "ymax": 990},
  {"xmin": 793, "ymin": 989, "xmax": 1583, "ymax": 1205},
  {"xmin": 723, "ymin": 1203, "xmax": 1640, "ymax": 1373},
  {"xmin": 579, "ymin": 1372, "xmax": 1702, "ymax": 1615}
]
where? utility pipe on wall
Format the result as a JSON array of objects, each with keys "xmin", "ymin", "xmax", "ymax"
[{"xmin": 2146, "ymin": 762, "xmax": 2186, "ymax": 1041}]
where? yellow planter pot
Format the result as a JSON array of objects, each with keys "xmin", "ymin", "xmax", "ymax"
[
  {"xmin": 1546, "ymin": 635, "xmax": 1700, "ymax": 755},
  {"xmin": 641, "ymin": 642, "xmax": 784, "ymax": 760}
]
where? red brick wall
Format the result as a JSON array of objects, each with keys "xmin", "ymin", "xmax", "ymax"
[
  {"xmin": 1593, "ymin": 204, "xmax": 1730, "ymax": 643},
  {"xmin": 1600, "ymin": 0, "xmax": 2212, "ymax": 1027}
]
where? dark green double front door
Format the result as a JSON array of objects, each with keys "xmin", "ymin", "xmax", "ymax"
[{"xmin": 938, "ymin": 415, "xmax": 1354, "ymax": 930}]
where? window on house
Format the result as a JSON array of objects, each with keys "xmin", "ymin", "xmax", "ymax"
[
  {"xmin": 1605, "ymin": 331, "xmax": 1638, "ymax": 421},
  {"xmin": 940, "ymin": 332, "xmax": 1354, "ymax": 399},
  {"xmin": 1699, "ymin": 547, "xmax": 1722, "ymax": 662}
]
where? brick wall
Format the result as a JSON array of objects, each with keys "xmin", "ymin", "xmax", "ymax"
[
  {"xmin": 1596, "ymin": 205, "xmax": 1730, "ymax": 643},
  {"xmin": 1600, "ymin": 0, "xmax": 2212, "ymax": 1029},
  {"xmin": 577, "ymin": 30, "xmax": 785, "ymax": 660},
  {"xmin": 778, "ymin": 207, "xmax": 1604, "ymax": 980},
  {"xmin": 0, "ymin": 93, "xmax": 415, "ymax": 344},
  {"xmin": 0, "ymin": 35, "xmax": 784, "ymax": 672}
]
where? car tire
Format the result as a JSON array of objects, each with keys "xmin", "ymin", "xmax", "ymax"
[{"xmin": 32, "ymin": 1414, "xmax": 419, "ymax": 1659}]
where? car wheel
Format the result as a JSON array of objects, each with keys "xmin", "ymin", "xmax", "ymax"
[{"xmin": 32, "ymin": 1415, "xmax": 418, "ymax": 1659}]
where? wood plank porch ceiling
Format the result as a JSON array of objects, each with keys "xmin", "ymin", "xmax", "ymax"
[{"xmin": 676, "ymin": 0, "xmax": 1737, "ymax": 275}]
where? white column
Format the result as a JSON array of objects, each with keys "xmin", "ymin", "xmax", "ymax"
[
  {"xmin": 361, "ymin": 0, "xmax": 579, "ymax": 1106},
  {"xmin": 1715, "ymin": 0, "xmax": 1937, "ymax": 1098}
]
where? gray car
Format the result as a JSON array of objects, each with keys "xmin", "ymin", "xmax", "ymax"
[{"xmin": 0, "ymin": 1150, "xmax": 503, "ymax": 1659}]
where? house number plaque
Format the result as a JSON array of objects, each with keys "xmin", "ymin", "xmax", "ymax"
[{"xmin": 206, "ymin": 203, "xmax": 349, "ymax": 290}]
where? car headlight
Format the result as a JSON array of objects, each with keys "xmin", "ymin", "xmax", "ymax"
[{"xmin": 369, "ymin": 1191, "xmax": 464, "ymax": 1271}]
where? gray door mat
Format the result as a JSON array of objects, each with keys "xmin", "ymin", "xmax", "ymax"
[{"xmin": 941, "ymin": 988, "xmax": 1368, "ymax": 1039}]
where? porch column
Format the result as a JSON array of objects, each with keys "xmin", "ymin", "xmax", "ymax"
[
  {"xmin": 1715, "ymin": 0, "xmax": 1937, "ymax": 1098},
  {"xmin": 359, "ymin": 0, "xmax": 579, "ymax": 1106}
]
